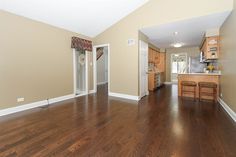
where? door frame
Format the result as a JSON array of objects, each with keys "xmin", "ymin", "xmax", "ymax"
[
  {"xmin": 73, "ymin": 48, "xmax": 89, "ymax": 97},
  {"xmin": 139, "ymin": 40, "xmax": 149, "ymax": 99},
  {"xmin": 93, "ymin": 44, "xmax": 110, "ymax": 93}
]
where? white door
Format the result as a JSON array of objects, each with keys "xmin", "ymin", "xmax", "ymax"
[
  {"xmin": 139, "ymin": 40, "xmax": 149, "ymax": 98},
  {"xmin": 74, "ymin": 49, "xmax": 88, "ymax": 96}
]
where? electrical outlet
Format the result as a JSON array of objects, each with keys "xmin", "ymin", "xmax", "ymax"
[
  {"xmin": 220, "ymin": 93, "xmax": 223, "ymax": 98},
  {"xmin": 17, "ymin": 97, "xmax": 24, "ymax": 102}
]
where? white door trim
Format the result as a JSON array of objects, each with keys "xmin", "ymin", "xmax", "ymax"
[
  {"xmin": 85, "ymin": 50, "xmax": 89, "ymax": 94},
  {"xmin": 73, "ymin": 49, "xmax": 77, "ymax": 95},
  {"xmin": 93, "ymin": 44, "xmax": 110, "ymax": 93},
  {"xmin": 73, "ymin": 49, "xmax": 89, "ymax": 96},
  {"xmin": 139, "ymin": 40, "xmax": 149, "ymax": 99}
]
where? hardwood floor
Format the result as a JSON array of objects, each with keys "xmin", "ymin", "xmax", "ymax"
[{"xmin": 0, "ymin": 85, "xmax": 236, "ymax": 157}]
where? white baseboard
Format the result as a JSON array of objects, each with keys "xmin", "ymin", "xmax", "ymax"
[
  {"xmin": 0, "ymin": 94, "xmax": 75, "ymax": 117},
  {"xmin": 97, "ymin": 82, "xmax": 108, "ymax": 85},
  {"xmin": 49, "ymin": 94, "xmax": 74, "ymax": 104},
  {"xmin": 75, "ymin": 93, "xmax": 87, "ymax": 97},
  {"xmin": 218, "ymin": 98, "xmax": 236, "ymax": 122},
  {"xmin": 109, "ymin": 92, "xmax": 140, "ymax": 101}
]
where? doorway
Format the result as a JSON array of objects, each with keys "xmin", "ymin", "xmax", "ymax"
[
  {"xmin": 171, "ymin": 53, "xmax": 187, "ymax": 82},
  {"xmin": 139, "ymin": 40, "xmax": 149, "ymax": 99},
  {"xmin": 93, "ymin": 44, "xmax": 110, "ymax": 93},
  {"xmin": 73, "ymin": 49, "xmax": 88, "ymax": 96}
]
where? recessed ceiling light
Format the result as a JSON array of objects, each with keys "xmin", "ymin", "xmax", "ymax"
[{"xmin": 174, "ymin": 32, "xmax": 179, "ymax": 35}]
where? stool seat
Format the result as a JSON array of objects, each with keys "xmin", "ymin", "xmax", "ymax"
[
  {"xmin": 199, "ymin": 82, "xmax": 217, "ymax": 88},
  {"xmin": 181, "ymin": 81, "xmax": 197, "ymax": 86}
]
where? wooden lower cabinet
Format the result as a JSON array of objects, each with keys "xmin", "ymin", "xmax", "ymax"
[{"xmin": 148, "ymin": 72, "xmax": 164, "ymax": 91}]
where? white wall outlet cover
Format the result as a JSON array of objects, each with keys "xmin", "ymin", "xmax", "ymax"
[
  {"xmin": 17, "ymin": 97, "xmax": 25, "ymax": 102},
  {"xmin": 127, "ymin": 39, "xmax": 135, "ymax": 46}
]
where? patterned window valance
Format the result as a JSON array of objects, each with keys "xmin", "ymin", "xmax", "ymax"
[{"xmin": 71, "ymin": 36, "xmax": 92, "ymax": 51}]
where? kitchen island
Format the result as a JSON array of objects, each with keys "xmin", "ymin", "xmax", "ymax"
[{"xmin": 178, "ymin": 73, "xmax": 221, "ymax": 100}]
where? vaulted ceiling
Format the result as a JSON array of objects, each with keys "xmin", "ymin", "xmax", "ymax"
[{"xmin": 0, "ymin": 0, "xmax": 149, "ymax": 37}]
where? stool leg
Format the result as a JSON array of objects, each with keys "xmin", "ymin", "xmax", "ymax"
[
  {"xmin": 214, "ymin": 87, "xmax": 217, "ymax": 103},
  {"xmin": 199, "ymin": 86, "xmax": 201, "ymax": 102},
  {"xmin": 181, "ymin": 85, "xmax": 183, "ymax": 98},
  {"xmin": 213, "ymin": 87, "xmax": 215, "ymax": 102},
  {"xmin": 194, "ymin": 86, "xmax": 196, "ymax": 101}
]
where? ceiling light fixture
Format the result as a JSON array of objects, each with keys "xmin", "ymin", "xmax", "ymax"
[
  {"xmin": 174, "ymin": 31, "xmax": 178, "ymax": 35},
  {"xmin": 171, "ymin": 32, "xmax": 184, "ymax": 48},
  {"xmin": 171, "ymin": 42, "xmax": 184, "ymax": 48}
]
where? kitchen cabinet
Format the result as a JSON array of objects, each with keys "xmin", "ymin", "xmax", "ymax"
[
  {"xmin": 154, "ymin": 52, "xmax": 160, "ymax": 65},
  {"xmin": 148, "ymin": 48, "xmax": 165, "ymax": 72},
  {"xmin": 201, "ymin": 36, "xmax": 219, "ymax": 60},
  {"xmin": 148, "ymin": 72, "xmax": 165, "ymax": 91},
  {"xmin": 148, "ymin": 48, "xmax": 159, "ymax": 64},
  {"xmin": 148, "ymin": 48, "xmax": 154, "ymax": 63},
  {"xmin": 148, "ymin": 47, "xmax": 166, "ymax": 91},
  {"xmin": 157, "ymin": 53, "xmax": 165, "ymax": 72}
]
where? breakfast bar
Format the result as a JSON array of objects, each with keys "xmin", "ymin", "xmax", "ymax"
[{"xmin": 178, "ymin": 73, "xmax": 221, "ymax": 101}]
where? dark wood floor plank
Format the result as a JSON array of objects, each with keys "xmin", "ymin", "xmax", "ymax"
[{"xmin": 0, "ymin": 85, "xmax": 235, "ymax": 157}]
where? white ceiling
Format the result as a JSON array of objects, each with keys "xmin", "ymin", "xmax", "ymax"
[
  {"xmin": 140, "ymin": 11, "xmax": 231, "ymax": 49},
  {"xmin": 0, "ymin": 0, "xmax": 149, "ymax": 37}
]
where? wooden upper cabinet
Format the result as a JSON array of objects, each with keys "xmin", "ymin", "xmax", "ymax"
[
  {"xmin": 157, "ymin": 53, "xmax": 160, "ymax": 64},
  {"xmin": 157, "ymin": 53, "xmax": 165, "ymax": 72},
  {"xmin": 148, "ymin": 47, "xmax": 165, "ymax": 72},
  {"xmin": 148, "ymin": 48, "xmax": 153, "ymax": 63},
  {"xmin": 201, "ymin": 36, "xmax": 219, "ymax": 60},
  {"xmin": 148, "ymin": 48, "xmax": 159, "ymax": 62},
  {"xmin": 154, "ymin": 52, "xmax": 160, "ymax": 65}
]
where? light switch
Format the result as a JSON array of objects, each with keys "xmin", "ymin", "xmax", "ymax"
[{"xmin": 127, "ymin": 39, "xmax": 135, "ymax": 46}]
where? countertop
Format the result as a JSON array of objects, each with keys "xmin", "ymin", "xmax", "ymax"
[{"xmin": 178, "ymin": 72, "xmax": 221, "ymax": 76}]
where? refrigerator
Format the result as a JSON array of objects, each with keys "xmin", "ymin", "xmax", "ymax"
[{"xmin": 188, "ymin": 56, "xmax": 206, "ymax": 73}]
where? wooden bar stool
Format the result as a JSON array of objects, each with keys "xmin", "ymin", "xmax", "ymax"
[
  {"xmin": 181, "ymin": 81, "xmax": 197, "ymax": 100},
  {"xmin": 198, "ymin": 82, "xmax": 217, "ymax": 102}
]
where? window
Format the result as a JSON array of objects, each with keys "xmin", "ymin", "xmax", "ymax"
[{"xmin": 171, "ymin": 53, "xmax": 187, "ymax": 82}]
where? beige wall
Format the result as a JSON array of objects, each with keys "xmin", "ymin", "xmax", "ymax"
[
  {"xmin": 219, "ymin": 0, "xmax": 236, "ymax": 112},
  {"xmin": 94, "ymin": 0, "xmax": 233, "ymax": 96},
  {"xmin": 0, "ymin": 10, "xmax": 91, "ymax": 109},
  {"xmin": 165, "ymin": 47, "xmax": 200, "ymax": 82}
]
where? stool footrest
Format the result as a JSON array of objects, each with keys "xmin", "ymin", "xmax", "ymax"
[{"xmin": 200, "ymin": 92, "xmax": 214, "ymax": 96}]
